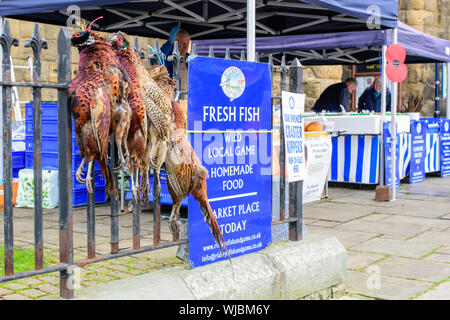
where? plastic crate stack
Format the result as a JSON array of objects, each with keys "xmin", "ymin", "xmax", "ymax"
[
  {"xmin": 12, "ymin": 121, "xmax": 26, "ymax": 179},
  {"xmin": 25, "ymin": 102, "xmax": 107, "ymax": 207},
  {"xmin": 12, "ymin": 150, "xmax": 25, "ymax": 179}
]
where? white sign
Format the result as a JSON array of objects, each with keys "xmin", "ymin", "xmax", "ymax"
[
  {"xmin": 281, "ymin": 91, "xmax": 306, "ymax": 182},
  {"xmin": 303, "ymin": 134, "xmax": 332, "ymax": 203}
]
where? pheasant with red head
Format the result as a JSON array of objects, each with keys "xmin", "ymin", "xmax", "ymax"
[
  {"xmin": 106, "ymin": 32, "xmax": 148, "ymax": 203},
  {"xmin": 70, "ymin": 17, "xmax": 132, "ymax": 197},
  {"xmin": 106, "ymin": 31, "xmax": 173, "ymax": 205}
]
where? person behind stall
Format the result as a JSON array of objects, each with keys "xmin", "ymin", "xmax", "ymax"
[
  {"xmin": 312, "ymin": 78, "xmax": 357, "ymax": 113},
  {"xmin": 160, "ymin": 25, "xmax": 190, "ymax": 97},
  {"xmin": 358, "ymin": 77, "xmax": 391, "ymax": 113}
]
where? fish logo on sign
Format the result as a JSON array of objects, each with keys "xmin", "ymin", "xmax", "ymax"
[
  {"xmin": 416, "ymin": 122, "xmax": 422, "ymax": 134},
  {"xmin": 220, "ymin": 67, "xmax": 246, "ymax": 101},
  {"xmin": 445, "ymin": 121, "xmax": 449, "ymax": 132}
]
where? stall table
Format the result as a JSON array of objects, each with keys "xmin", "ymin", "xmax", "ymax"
[{"xmin": 305, "ymin": 113, "xmax": 411, "ymax": 185}]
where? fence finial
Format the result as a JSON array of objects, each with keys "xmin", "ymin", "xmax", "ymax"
[
  {"xmin": 208, "ymin": 46, "xmax": 215, "ymax": 58},
  {"xmin": 268, "ymin": 54, "xmax": 274, "ymax": 73},
  {"xmin": 225, "ymin": 48, "xmax": 231, "ymax": 60},
  {"xmin": 190, "ymin": 42, "xmax": 198, "ymax": 59},
  {"xmin": 0, "ymin": 19, "xmax": 19, "ymax": 59},
  {"xmin": 133, "ymin": 36, "xmax": 145, "ymax": 59},
  {"xmin": 240, "ymin": 50, "xmax": 246, "ymax": 61},
  {"xmin": 25, "ymin": 24, "xmax": 48, "ymax": 82}
]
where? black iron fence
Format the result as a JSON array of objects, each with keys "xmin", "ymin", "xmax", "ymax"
[{"xmin": 0, "ymin": 20, "xmax": 303, "ymax": 299}]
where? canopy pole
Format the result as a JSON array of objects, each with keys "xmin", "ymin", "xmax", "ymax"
[
  {"xmin": 379, "ymin": 44, "xmax": 387, "ymax": 186},
  {"xmin": 390, "ymin": 28, "xmax": 398, "ymax": 201},
  {"xmin": 447, "ymin": 62, "xmax": 450, "ymax": 119},
  {"xmin": 247, "ymin": 0, "xmax": 255, "ymax": 62},
  {"xmin": 0, "ymin": 16, "xmax": 3, "ymax": 183},
  {"xmin": 435, "ymin": 63, "xmax": 440, "ymax": 118}
]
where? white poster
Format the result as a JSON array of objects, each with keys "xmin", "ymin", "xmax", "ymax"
[
  {"xmin": 281, "ymin": 91, "xmax": 306, "ymax": 182},
  {"xmin": 303, "ymin": 133, "xmax": 332, "ymax": 203}
]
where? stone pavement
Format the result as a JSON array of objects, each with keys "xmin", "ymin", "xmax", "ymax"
[
  {"xmin": 0, "ymin": 176, "xmax": 449, "ymax": 300},
  {"xmin": 306, "ymin": 176, "xmax": 450, "ymax": 300}
]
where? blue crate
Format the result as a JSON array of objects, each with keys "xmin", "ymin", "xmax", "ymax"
[
  {"xmin": 72, "ymin": 137, "xmax": 80, "ymax": 155},
  {"xmin": 73, "ymin": 187, "xmax": 107, "ymax": 207},
  {"xmin": 72, "ymin": 171, "xmax": 106, "ymax": 190},
  {"xmin": 26, "ymin": 119, "xmax": 59, "ymax": 137},
  {"xmin": 26, "ymin": 136, "xmax": 79, "ymax": 155},
  {"xmin": 12, "ymin": 151, "xmax": 25, "ymax": 168},
  {"xmin": 25, "ymin": 102, "xmax": 59, "ymax": 120},
  {"xmin": 25, "ymin": 152, "xmax": 102, "ymax": 172},
  {"xmin": 13, "ymin": 167, "xmax": 23, "ymax": 179},
  {"xmin": 25, "ymin": 152, "xmax": 58, "ymax": 170}
]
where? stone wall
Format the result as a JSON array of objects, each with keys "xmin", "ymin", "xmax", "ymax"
[
  {"xmin": 6, "ymin": 19, "xmax": 158, "ymax": 120},
  {"xmin": 399, "ymin": 0, "xmax": 450, "ymax": 117}
]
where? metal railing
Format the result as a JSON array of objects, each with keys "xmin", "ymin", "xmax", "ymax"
[{"xmin": 0, "ymin": 20, "xmax": 303, "ymax": 299}]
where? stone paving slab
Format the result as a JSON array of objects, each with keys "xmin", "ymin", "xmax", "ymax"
[
  {"xmin": 370, "ymin": 256, "xmax": 450, "ymax": 283},
  {"xmin": 351, "ymin": 238, "xmax": 438, "ymax": 259},
  {"xmin": 305, "ymin": 225, "xmax": 377, "ymax": 248},
  {"xmin": 345, "ymin": 270, "xmax": 432, "ymax": 300},
  {"xmin": 436, "ymin": 246, "xmax": 450, "ymax": 255},
  {"xmin": 346, "ymin": 251, "xmax": 386, "ymax": 271},
  {"xmin": 381, "ymin": 215, "xmax": 450, "ymax": 231},
  {"xmin": 423, "ymin": 253, "xmax": 450, "ymax": 263},
  {"xmin": 327, "ymin": 197, "xmax": 402, "ymax": 208},
  {"xmin": 414, "ymin": 282, "xmax": 450, "ymax": 300},
  {"xmin": 335, "ymin": 219, "xmax": 428, "ymax": 239},
  {"xmin": 373, "ymin": 200, "xmax": 450, "ymax": 218},
  {"xmin": 303, "ymin": 204, "xmax": 375, "ymax": 222},
  {"xmin": 408, "ymin": 231, "xmax": 450, "ymax": 246},
  {"xmin": 358, "ymin": 213, "xmax": 391, "ymax": 222}
]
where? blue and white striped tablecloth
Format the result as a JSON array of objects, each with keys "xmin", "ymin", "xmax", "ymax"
[
  {"xmin": 398, "ymin": 132, "xmax": 411, "ymax": 179},
  {"xmin": 329, "ymin": 133, "xmax": 411, "ymax": 184},
  {"xmin": 425, "ymin": 132, "xmax": 440, "ymax": 173},
  {"xmin": 329, "ymin": 135, "xmax": 380, "ymax": 184}
]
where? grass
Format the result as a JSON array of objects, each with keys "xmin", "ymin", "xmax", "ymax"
[{"xmin": 0, "ymin": 246, "xmax": 55, "ymax": 276}]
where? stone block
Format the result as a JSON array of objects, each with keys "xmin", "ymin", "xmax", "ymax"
[
  {"xmin": 406, "ymin": 0, "xmax": 425, "ymax": 10},
  {"xmin": 41, "ymin": 40, "xmax": 57, "ymax": 62},
  {"xmin": 48, "ymin": 62, "xmax": 58, "ymax": 84},
  {"xmin": 182, "ymin": 253, "xmax": 280, "ymax": 300},
  {"xmin": 406, "ymin": 10, "xmax": 434, "ymax": 26},
  {"xmin": 311, "ymin": 65, "xmax": 343, "ymax": 80},
  {"xmin": 261, "ymin": 234, "xmax": 347, "ymax": 299},
  {"xmin": 75, "ymin": 233, "xmax": 347, "ymax": 300},
  {"xmin": 19, "ymin": 22, "xmax": 35, "ymax": 39},
  {"xmin": 303, "ymin": 81, "xmax": 322, "ymax": 99}
]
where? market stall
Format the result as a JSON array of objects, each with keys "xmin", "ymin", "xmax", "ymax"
[{"xmin": 194, "ymin": 21, "xmax": 450, "ymax": 189}]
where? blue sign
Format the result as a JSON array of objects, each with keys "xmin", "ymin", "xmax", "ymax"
[
  {"xmin": 440, "ymin": 119, "xmax": 450, "ymax": 177},
  {"xmin": 384, "ymin": 122, "xmax": 400, "ymax": 189},
  {"xmin": 409, "ymin": 121, "xmax": 425, "ymax": 184},
  {"xmin": 187, "ymin": 56, "xmax": 272, "ymax": 268}
]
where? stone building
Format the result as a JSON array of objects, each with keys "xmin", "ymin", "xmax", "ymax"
[
  {"xmin": 4, "ymin": 0, "xmax": 450, "ymax": 117},
  {"xmin": 398, "ymin": 0, "xmax": 449, "ymax": 117}
]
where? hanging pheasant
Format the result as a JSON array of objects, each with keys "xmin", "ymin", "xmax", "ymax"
[
  {"xmin": 150, "ymin": 66, "xmax": 230, "ymax": 261},
  {"xmin": 106, "ymin": 32, "xmax": 148, "ymax": 203},
  {"xmin": 69, "ymin": 18, "xmax": 120, "ymax": 197},
  {"xmin": 106, "ymin": 31, "xmax": 174, "ymax": 204},
  {"xmin": 71, "ymin": 18, "xmax": 132, "ymax": 188}
]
